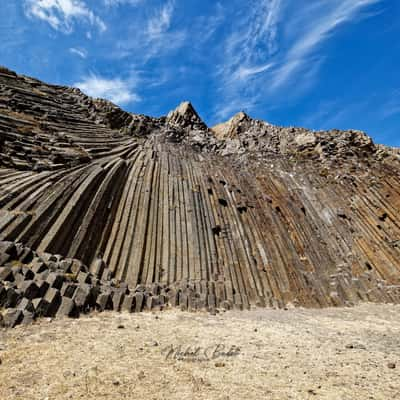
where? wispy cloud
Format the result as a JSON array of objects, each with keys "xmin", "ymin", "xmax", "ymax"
[
  {"xmin": 146, "ymin": 1, "xmax": 175, "ymax": 39},
  {"xmin": 114, "ymin": 0, "xmax": 186, "ymax": 61},
  {"xmin": 215, "ymin": 0, "xmax": 382, "ymax": 121},
  {"xmin": 221, "ymin": 0, "xmax": 281, "ymax": 82},
  {"xmin": 24, "ymin": 0, "xmax": 106, "ymax": 33},
  {"xmin": 270, "ymin": 0, "xmax": 382, "ymax": 91},
  {"xmin": 103, "ymin": 0, "xmax": 143, "ymax": 6},
  {"xmin": 379, "ymin": 90, "xmax": 400, "ymax": 119},
  {"xmin": 74, "ymin": 74, "xmax": 140, "ymax": 105},
  {"xmin": 215, "ymin": 0, "xmax": 282, "ymax": 119},
  {"xmin": 69, "ymin": 47, "xmax": 87, "ymax": 58}
]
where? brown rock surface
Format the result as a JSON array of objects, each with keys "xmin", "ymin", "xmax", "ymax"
[{"xmin": 1, "ymin": 66, "xmax": 400, "ymax": 323}]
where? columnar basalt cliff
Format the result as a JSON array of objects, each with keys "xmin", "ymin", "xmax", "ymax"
[{"xmin": 1, "ymin": 66, "xmax": 400, "ymax": 327}]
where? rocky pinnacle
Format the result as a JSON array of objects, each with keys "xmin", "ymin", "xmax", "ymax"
[{"xmin": 1, "ymin": 65, "xmax": 400, "ymax": 326}]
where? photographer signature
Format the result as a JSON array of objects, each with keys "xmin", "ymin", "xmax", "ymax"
[{"xmin": 161, "ymin": 343, "xmax": 241, "ymax": 362}]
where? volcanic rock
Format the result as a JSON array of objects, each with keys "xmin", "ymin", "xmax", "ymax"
[{"xmin": 0, "ymin": 66, "xmax": 400, "ymax": 328}]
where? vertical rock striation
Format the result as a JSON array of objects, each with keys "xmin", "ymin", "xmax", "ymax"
[{"xmin": 1, "ymin": 66, "xmax": 400, "ymax": 326}]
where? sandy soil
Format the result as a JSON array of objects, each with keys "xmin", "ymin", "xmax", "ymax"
[{"xmin": 1, "ymin": 304, "xmax": 400, "ymax": 399}]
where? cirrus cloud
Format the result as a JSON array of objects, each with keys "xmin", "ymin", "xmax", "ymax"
[
  {"xmin": 24, "ymin": 0, "xmax": 106, "ymax": 33},
  {"xmin": 74, "ymin": 75, "xmax": 140, "ymax": 105}
]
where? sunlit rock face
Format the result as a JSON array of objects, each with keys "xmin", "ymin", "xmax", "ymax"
[{"xmin": 1, "ymin": 64, "xmax": 400, "ymax": 324}]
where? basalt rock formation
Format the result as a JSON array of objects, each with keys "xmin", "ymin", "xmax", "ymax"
[{"xmin": 1, "ymin": 66, "xmax": 400, "ymax": 326}]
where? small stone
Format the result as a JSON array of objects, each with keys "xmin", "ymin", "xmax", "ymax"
[
  {"xmin": 134, "ymin": 292, "xmax": 144, "ymax": 312},
  {"xmin": 121, "ymin": 294, "xmax": 134, "ymax": 312},
  {"xmin": 0, "ymin": 241, "xmax": 17, "ymax": 259},
  {"xmin": 91, "ymin": 259, "xmax": 105, "ymax": 278},
  {"xmin": 46, "ymin": 272, "xmax": 65, "ymax": 290},
  {"xmin": 72, "ymin": 286, "xmax": 90, "ymax": 310},
  {"xmin": 56, "ymin": 297, "xmax": 78, "ymax": 318},
  {"xmin": 388, "ymin": 362, "xmax": 396, "ymax": 369},
  {"xmin": 36, "ymin": 280, "xmax": 50, "ymax": 297},
  {"xmin": 19, "ymin": 281, "xmax": 40, "ymax": 300},
  {"xmin": 60, "ymin": 282, "xmax": 77, "ymax": 298},
  {"xmin": 0, "ymin": 267, "xmax": 14, "ymax": 282},
  {"xmin": 76, "ymin": 271, "xmax": 91, "ymax": 284},
  {"xmin": 101, "ymin": 268, "xmax": 112, "ymax": 281},
  {"xmin": 17, "ymin": 298, "xmax": 35, "ymax": 313},
  {"xmin": 96, "ymin": 292, "xmax": 112, "ymax": 311},
  {"xmin": 21, "ymin": 311, "xmax": 35, "ymax": 325},
  {"xmin": 30, "ymin": 259, "xmax": 47, "ymax": 274},
  {"xmin": 43, "ymin": 288, "xmax": 62, "ymax": 317},
  {"xmin": 32, "ymin": 298, "xmax": 50, "ymax": 317},
  {"xmin": 3, "ymin": 308, "xmax": 23, "ymax": 328},
  {"xmin": 215, "ymin": 362, "xmax": 225, "ymax": 367},
  {"xmin": 112, "ymin": 292, "xmax": 125, "ymax": 311}
]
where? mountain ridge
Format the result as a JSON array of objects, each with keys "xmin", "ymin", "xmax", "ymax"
[{"xmin": 1, "ymin": 66, "xmax": 400, "ymax": 327}]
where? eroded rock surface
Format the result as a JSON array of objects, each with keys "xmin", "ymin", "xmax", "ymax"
[{"xmin": 1, "ymin": 66, "xmax": 400, "ymax": 326}]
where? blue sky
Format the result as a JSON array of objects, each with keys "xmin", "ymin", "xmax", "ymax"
[{"xmin": 0, "ymin": 1, "xmax": 399, "ymax": 146}]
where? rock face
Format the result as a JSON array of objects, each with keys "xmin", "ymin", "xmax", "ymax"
[{"xmin": 1, "ymin": 66, "xmax": 400, "ymax": 325}]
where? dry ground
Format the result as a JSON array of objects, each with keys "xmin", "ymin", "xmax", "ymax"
[{"xmin": 1, "ymin": 304, "xmax": 400, "ymax": 399}]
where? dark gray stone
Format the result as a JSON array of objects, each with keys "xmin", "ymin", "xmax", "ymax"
[
  {"xmin": 135, "ymin": 284, "xmax": 147, "ymax": 293},
  {"xmin": 0, "ymin": 267, "xmax": 14, "ymax": 282},
  {"xmin": 91, "ymin": 259, "xmax": 105, "ymax": 278},
  {"xmin": 58, "ymin": 259, "xmax": 72, "ymax": 273},
  {"xmin": 36, "ymin": 270, "xmax": 50, "ymax": 281},
  {"xmin": 121, "ymin": 294, "xmax": 135, "ymax": 312},
  {"xmin": 46, "ymin": 272, "xmax": 65, "ymax": 289},
  {"xmin": 95, "ymin": 292, "xmax": 112, "ymax": 311},
  {"xmin": 19, "ymin": 280, "xmax": 40, "ymax": 300},
  {"xmin": 179, "ymin": 292, "xmax": 188, "ymax": 310},
  {"xmin": 70, "ymin": 260, "xmax": 85, "ymax": 275},
  {"xmin": 21, "ymin": 311, "xmax": 35, "ymax": 325},
  {"xmin": 166, "ymin": 289, "xmax": 178, "ymax": 307},
  {"xmin": 0, "ymin": 253, "xmax": 10, "ymax": 265},
  {"xmin": 0, "ymin": 241, "xmax": 17, "ymax": 259},
  {"xmin": 134, "ymin": 292, "xmax": 144, "ymax": 312},
  {"xmin": 77, "ymin": 271, "xmax": 91, "ymax": 284},
  {"xmin": 3, "ymin": 308, "xmax": 23, "ymax": 328},
  {"xmin": 61, "ymin": 282, "xmax": 77, "ymax": 298},
  {"xmin": 21, "ymin": 266, "xmax": 35, "ymax": 280},
  {"xmin": 56, "ymin": 297, "xmax": 78, "ymax": 318},
  {"xmin": 17, "ymin": 298, "xmax": 35, "ymax": 313},
  {"xmin": 36, "ymin": 280, "xmax": 50, "ymax": 297},
  {"xmin": 208, "ymin": 294, "xmax": 216, "ymax": 307},
  {"xmin": 43, "ymin": 288, "xmax": 62, "ymax": 317},
  {"xmin": 151, "ymin": 283, "xmax": 161, "ymax": 295},
  {"xmin": 32, "ymin": 298, "xmax": 49, "ymax": 316},
  {"xmin": 4, "ymin": 287, "xmax": 22, "ymax": 308},
  {"xmin": 101, "ymin": 268, "xmax": 112, "ymax": 281},
  {"xmin": 72, "ymin": 286, "xmax": 90, "ymax": 310},
  {"xmin": 31, "ymin": 259, "xmax": 47, "ymax": 274},
  {"xmin": 112, "ymin": 292, "xmax": 125, "ymax": 311}
]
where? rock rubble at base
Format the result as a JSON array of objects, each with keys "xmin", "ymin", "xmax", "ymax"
[
  {"xmin": 1, "ymin": 66, "xmax": 400, "ymax": 324},
  {"xmin": 0, "ymin": 240, "xmax": 236, "ymax": 328}
]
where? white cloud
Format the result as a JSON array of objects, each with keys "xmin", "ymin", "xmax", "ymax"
[
  {"xmin": 69, "ymin": 47, "xmax": 87, "ymax": 58},
  {"xmin": 214, "ymin": 0, "xmax": 382, "ymax": 120},
  {"xmin": 222, "ymin": 0, "xmax": 281, "ymax": 79},
  {"xmin": 214, "ymin": 0, "xmax": 282, "ymax": 118},
  {"xmin": 113, "ymin": 0, "xmax": 185, "ymax": 62},
  {"xmin": 24, "ymin": 0, "xmax": 106, "ymax": 33},
  {"xmin": 233, "ymin": 63, "xmax": 273, "ymax": 80},
  {"xmin": 146, "ymin": 1, "xmax": 175, "ymax": 39},
  {"xmin": 270, "ymin": 0, "xmax": 382, "ymax": 90},
  {"xmin": 103, "ymin": 0, "xmax": 143, "ymax": 6},
  {"xmin": 74, "ymin": 75, "xmax": 140, "ymax": 105},
  {"xmin": 379, "ymin": 90, "xmax": 400, "ymax": 119}
]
